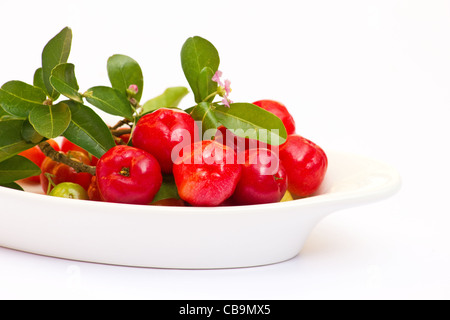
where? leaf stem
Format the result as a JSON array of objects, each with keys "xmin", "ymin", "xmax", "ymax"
[
  {"xmin": 110, "ymin": 119, "xmax": 132, "ymax": 130},
  {"xmin": 129, "ymin": 97, "xmax": 143, "ymax": 116},
  {"xmin": 202, "ymin": 91, "xmax": 218, "ymax": 103},
  {"xmin": 38, "ymin": 141, "xmax": 97, "ymax": 175},
  {"xmin": 45, "ymin": 172, "xmax": 56, "ymax": 195},
  {"xmin": 43, "ymin": 98, "xmax": 53, "ymax": 106}
]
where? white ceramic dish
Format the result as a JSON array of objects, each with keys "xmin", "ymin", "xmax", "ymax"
[{"xmin": 0, "ymin": 150, "xmax": 401, "ymax": 269}]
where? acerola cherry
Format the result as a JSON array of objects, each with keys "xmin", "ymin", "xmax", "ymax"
[
  {"xmin": 253, "ymin": 100, "xmax": 296, "ymax": 135},
  {"xmin": 19, "ymin": 139, "xmax": 60, "ymax": 183},
  {"xmin": 132, "ymin": 108, "xmax": 199, "ymax": 174},
  {"xmin": 87, "ymin": 176, "xmax": 103, "ymax": 202},
  {"xmin": 96, "ymin": 145, "xmax": 163, "ymax": 205},
  {"xmin": 119, "ymin": 133, "xmax": 130, "ymax": 144},
  {"xmin": 60, "ymin": 138, "xmax": 88, "ymax": 156},
  {"xmin": 279, "ymin": 134, "xmax": 328, "ymax": 198},
  {"xmin": 232, "ymin": 148, "xmax": 287, "ymax": 205},
  {"xmin": 215, "ymin": 125, "xmax": 272, "ymax": 155},
  {"xmin": 215, "ymin": 125, "xmax": 249, "ymax": 154},
  {"xmin": 173, "ymin": 140, "xmax": 242, "ymax": 207},
  {"xmin": 60, "ymin": 137, "xmax": 98, "ymax": 166},
  {"xmin": 40, "ymin": 151, "xmax": 93, "ymax": 193},
  {"xmin": 49, "ymin": 182, "xmax": 89, "ymax": 200}
]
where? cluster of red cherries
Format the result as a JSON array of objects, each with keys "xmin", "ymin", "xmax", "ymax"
[{"xmin": 19, "ymin": 100, "xmax": 328, "ymax": 207}]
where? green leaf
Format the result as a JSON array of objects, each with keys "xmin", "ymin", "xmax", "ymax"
[
  {"xmin": 181, "ymin": 36, "xmax": 220, "ymax": 103},
  {"xmin": 0, "ymin": 155, "xmax": 41, "ymax": 184},
  {"xmin": 0, "ymin": 105, "xmax": 9, "ymax": 119},
  {"xmin": 42, "ymin": 27, "xmax": 72, "ymax": 100},
  {"xmin": 33, "ymin": 68, "xmax": 47, "ymax": 95},
  {"xmin": 63, "ymin": 101, "xmax": 116, "ymax": 159},
  {"xmin": 28, "ymin": 102, "xmax": 71, "ymax": 139},
  {"xmin": 0, "ymin": 182, "xmax": 24, "ymax": 191},
  {"xmin": 152, "ymin": 175, "xmax": 180, "ymax": 203},
  {"xmin": 107, "ymin": 54, "xmax": 144, "ymax": 102},
  {"xmin": 0, "ymin": 81, "xmax": 47, "ymax": 118},
  {"xmin": 50, "ymin": 63, "xmax": 83, "ymax": 103},
  {"xmin": 197, "ymin": 67, "xmax": 218, "ymax": 103},
  {"xmin": 0, "ymin": 112, "xmax": 24, "ymax": 121},
  {"xmin": 0, "ymin": 119, "xmax": 36, "ymax": 162},
  {"xmin": 213, "ymin": 103, "xmax": 288, "ymax": 146},
  {"xmin": 190, "ymin": 102, "xmax": 220, "ymax": 137},
  {"xmin": 85, "ymin": 86, "xmax": 134, "ymax": 120},
  {"xmin": 21, "ymin": 119, "xmax": 44, "ymax": 144},
  {"xmin": 142, "ymin": 87, "xmax": 189, "ymax": 114},
  {"xmin": 183, "ymin": 106, "xmax": 195, "ymax": 114}
]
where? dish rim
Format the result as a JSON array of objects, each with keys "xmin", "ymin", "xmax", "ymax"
[{"xmin": 1, "ymin": 150, "xmax": 402, "ymax": 215}]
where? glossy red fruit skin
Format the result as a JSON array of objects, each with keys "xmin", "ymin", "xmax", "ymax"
[
  {"xmin": 279, "ymin": 134, "xmax": 328, "ymax": 198},
  {"xmin": 87, "ymin": 176, "xmax": 104, "ymax": 202},
  {"xmin": 233, "ymin": 148, "xmax": 287, "ymax": 205},
  {"xmin": 173, "ymin": 140, "xmax": 242, "ymax": 207},
  {"xmin": 19, "ymin": 139, "xmax": 60, "ymax": 183},
  {"xmin": 40, "ymin": 151, "xmax": 93, "ymax": 193},
  {"xmin": 215, "ymin": 125, "xmax": 249, "ymax": 154},
  {"xmin": 215, "ymin": 125, "xmax": 272, "ymax": 155},
  {"xmin": 119, "ymin": 133, "xmax": 131, "ymax": 144},
  {"xmin": 132, "ymin": 108, "xmax": 199, "ymax": 174},
  {"xmin": 253, "ymin": 100, "xmax": 296, "ymax": 135},
  {"xmin": 96, "ymin": 145, "xmax": 163, "ymax": 205}
]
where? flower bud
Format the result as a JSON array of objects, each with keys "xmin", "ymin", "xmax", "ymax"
[
  {"xmin": 127, "ymin": 84, "xmax": 139, "ymax": 97},
  {"xmin": 217, "ymin": 86, "xmax": 226, "ymax": 97}
]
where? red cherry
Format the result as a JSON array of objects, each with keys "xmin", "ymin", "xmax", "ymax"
[
  {"xmin": 60, "ymin": 137, "xmax": 98, "ymax": 166},
  {"xmin": 215, "ymin": 125, "xmax": 271, "ymax": 155},
  {"xmin": 279, "ymin": 135, "xmax": 327, "ymax": 198},
  {"xmin": 132, "ymin": 108, "xmax": 199, "ymax": 174},
  {"xmin": 215, "ymin": 125, "xmax": 248, "ymax": 154},
  {"xmin": 19, "ymin": 139, "xmax": 60, "ymax": 183},
  {"xmin": 173, "ymin": 140, "xmax": 242, "ymax": 207},
  {"xmin": 96, "ymin": 145, "xmax": 163, "ymax": 205},
  {"xmin": 60, "ymin": 138, "xmax": 89, "ymax": 156},
  {"xmin": 40, "ymin": 151, "xmax": 93, "ymax": 193},
  {"xmin": 119, "ymin": 133, "xmax": 131, "ymax": 144},
  {"xmin": 253, "ymin": 100, "xmax": 296, "ymax": 135},
  {"xmin": 90, "ymin": 156, "xmax": 99, "ymax": 166},
  {"xmin": 61, "ymin": 137, "xmax": 98, "ymax": 165},
  {"xmin": 232, "ymin": 148, "xmax": 287, "ymax": 205},
  {"xmin": 87, "ymin": 176, "xmax": 104, "ymax": 202}
]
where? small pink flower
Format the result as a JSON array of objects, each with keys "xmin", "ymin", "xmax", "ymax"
[
  {"xmin": 212, "ymin": 70, "xmax": 233, "ymax": 108},
  {"xmin": 212, "ymin": 71, "xmax": 223, "ymax": 86},
  {"xmin": 222, "ymin": 98, "xmax": 232, "ymax": 108},
  {"xmin": 224, "ymin": 79, "xmax": 232, "ymax": 95}
]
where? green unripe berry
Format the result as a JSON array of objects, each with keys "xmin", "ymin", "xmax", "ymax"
[{"xmin": 49, "ymin": 182, "xmax": 89, "ymax": 200}]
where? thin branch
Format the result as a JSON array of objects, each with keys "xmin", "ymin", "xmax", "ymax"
[
  {"xmin": 110, "ymin": 119, "xmax": 132, "ymax": 130},
  {"xmin": 113, "ymin": 135, "xmax": 127, "ymax": 145},
  {"xmin": 110, "ymin": 128, "xmax": 132, "ymax": 137},
  {"xmin": 38, "ymin": 141, "xmax": 97, "ymax": 176}
]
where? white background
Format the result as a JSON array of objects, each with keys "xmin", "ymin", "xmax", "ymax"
[{"xmin": 0, "ymin": 0, "xmax": 449, "ymax": 300}]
